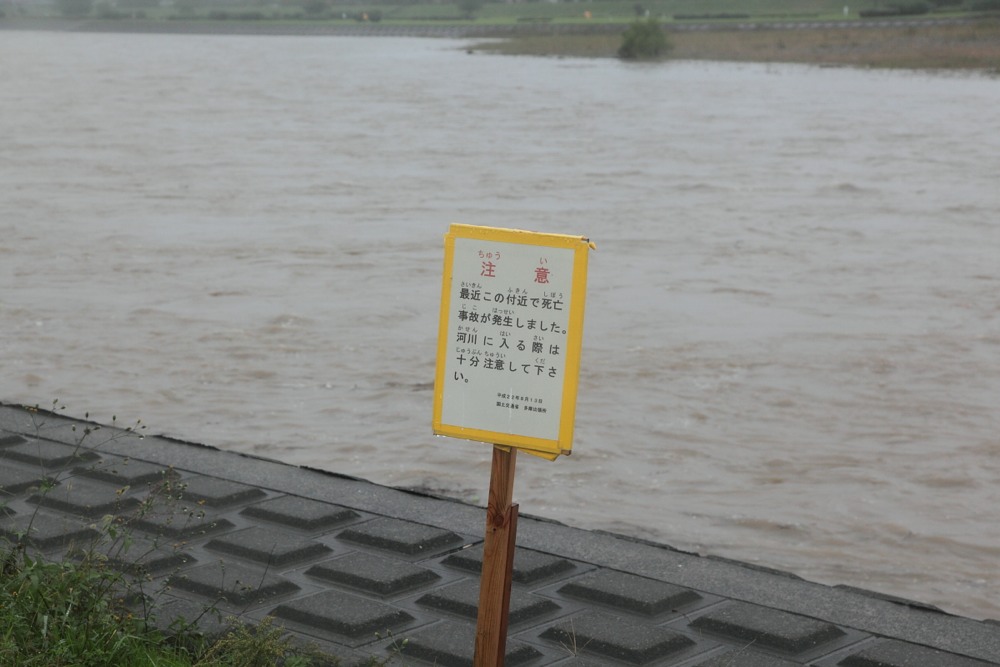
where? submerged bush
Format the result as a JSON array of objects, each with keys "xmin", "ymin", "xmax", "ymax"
[{"xmin": 618, "ymin": 19, "xmax": 672, "ymax": 60}]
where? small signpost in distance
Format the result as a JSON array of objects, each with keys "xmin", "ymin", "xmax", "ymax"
[{"xmin": 433, "ymin": 224, "xmax": 593, "ymax": 666}]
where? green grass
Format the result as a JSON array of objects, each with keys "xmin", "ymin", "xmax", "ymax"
[
  {"xmin": 0, "ymin": 517, "xmax": 337, "ymax": 666},
  {"xmin": 0, "ymin": 404, "xmax": 349, "ymax": 667},
  {"xmin": 468, "ymin": 19, "xmax": 1000, "ymax": 70},
  {"xmin": 0, "ymin": 551, "xmax": 337, "ymax": 666},
  {"xmin": 1, "ymin": 550, "xmax": 177, "ymax": 666}
]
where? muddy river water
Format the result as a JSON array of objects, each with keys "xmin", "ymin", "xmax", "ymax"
[{"xmin": 2, "ymin": 31, "xmax": 998, "ymax": 619}]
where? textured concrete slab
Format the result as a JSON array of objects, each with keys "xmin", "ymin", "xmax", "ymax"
[
  {"xmin": 0, "ymin": 462, "xmax": 48, "ymax": 496},
  {"xmin": 0, "ymin": 438, "xmax": 100, "ymax": 468},
  {"xmin": 306, "ymin": 551, "xmax": 441, "ymax": 596},
  {"xmin": 271, "ymin": 589, "xmax": 415, "ymax": 643},
  {"xmin": 339, "ymin": 516, "xmax": 466, "ymax": 557},
  {"xmin": 28, "ymin": 478, "xmax": 143, "ymax": 517},
  {"xmin": 834, "ymin": 639, "xmax": 1000, "ymax": 667},
  {"xmin": 73, "ymin": 536, "xmax": 196, "ymax": 577},
  {"xmin": 167, "ymin": 560, "xmax": 301, "ymax": 607},
  {"xmin": 205, "ymin": 525, "xmax": 333, "ymax": 566},
  {"xmin": 128, "ymin": 506, "xmax": 237, "ymax": 541},
  {"xmin": 403, "ymin": 620, "xmax": 543, "ymax": 667},
  {"xmin": 1, "ymin": 511, "xmax": 101, "ymax": 551},
  {"xmin": 416, "ymin": 578, "xmax": 562, "ymax": 626},
  {"xmin": 2, "ymin": 403, "xmax": 999, "ymax": 666},
  {"xmin": 0, "ymin": 434, "xmax": 29, "ymax": 447},
  {"xmin": 689, "ymin": 601, "xmax": 847, "ymax": 654},
  {"xmin": 75, "ymin": 457, "xmax": 178, "ymax": 486},
  {"xmin": 442, "ymin": 544, "xmax": 578, "ymax": 585},
  {"xmin": 174, "ymin": 475, "xmax": 268, "ymax": 508},
  {"xmin": 556, "ymin": 569, "xmax": 703, "ymax": 616},
  {"xmin": 690, "ymin": 648, "xmax": 803, "ymax": 667},
  {"xmin": 240, "ymin": 494, "xmax": 360, "ymax": 532},
  {"xmin": 539, "ymin": 611, "xmax": 702, "ymax": 664}
]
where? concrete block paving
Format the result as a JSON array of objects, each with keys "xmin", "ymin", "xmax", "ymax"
[{"xmin": 2, "ymin": 404, "xmax": 999, "ymax": 667}]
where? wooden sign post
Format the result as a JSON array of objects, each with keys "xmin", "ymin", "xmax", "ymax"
[
  {"xmin": 433, "ymin": 225, "xmax": 593, "ymax": 667},
  {"xmin": 475, "ymin": 446, "xmax": 519, "ymax": 665}
]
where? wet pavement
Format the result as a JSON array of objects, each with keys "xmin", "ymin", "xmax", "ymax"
[{"xmin": 1, "ymin": 403, "xmax": 998, "ymax": 666}]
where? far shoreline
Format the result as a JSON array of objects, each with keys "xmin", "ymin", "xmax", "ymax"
[{"xmin": 3, "ymin": 15, "xmax": 999, "ymax": 71}]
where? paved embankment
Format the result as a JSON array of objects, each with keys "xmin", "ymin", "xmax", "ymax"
[{"xmin": 2, "ymin": 403, "xmax": 998, "ymax": 666}]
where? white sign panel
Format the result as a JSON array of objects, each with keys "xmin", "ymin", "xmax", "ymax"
[{"xmin": 433, "ymin": 225, "xmax": 592, "ymax": 459}]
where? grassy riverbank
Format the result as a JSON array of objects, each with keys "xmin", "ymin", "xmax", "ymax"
[
  {"xmin": 4, "ymin": 14, "xmax": 998, "ymax": 70},
  {"xmin": 470, "ymin": 19, "xmax": 1000, "ymax": 70}
]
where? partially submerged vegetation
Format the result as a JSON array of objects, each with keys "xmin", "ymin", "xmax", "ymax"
[
  {"xmin": 2, "ymin": 0, "xmax": 998, "ymax": 71},
  {"xmin": 618, "ymin": 18, "xmax": 673, "ymax": 60},
  {"xmin": 469, "ymin": 19, "xmax": 1000, "ymax": 70}
]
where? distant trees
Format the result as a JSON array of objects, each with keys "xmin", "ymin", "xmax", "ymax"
[
  {"xmin": 859, "ymin": 1, "xmax": 929, "ymax": 15},
  {"xmin": 302, "ymin": 0, "xmax": 326, "ymax": 15},
  {"xmin": 459, "ymin": 0, "xmax": 484, "ymax": 19},
  {"xmin": 57, "ymin": 0, "xmax": 94, "ymax": 16}
]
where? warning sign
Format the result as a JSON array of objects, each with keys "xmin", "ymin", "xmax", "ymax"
[{"xmin": 432, "ymin": 224, "xmax": 593, "ymax": 460}]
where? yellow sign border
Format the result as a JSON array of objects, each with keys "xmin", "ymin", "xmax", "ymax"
[{"xmin": 432, "ymin": 224, "xmax": 592, "ymax": 460}]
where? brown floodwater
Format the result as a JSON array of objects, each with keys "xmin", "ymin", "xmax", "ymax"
[{"xmin": 2, "ymin": 31, "xmax": 998, "ymax": 619}]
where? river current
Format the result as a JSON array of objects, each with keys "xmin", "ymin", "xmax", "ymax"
[{"xmin": 2, "ymin": 31, "xmax": 998, "ymax": 620}]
